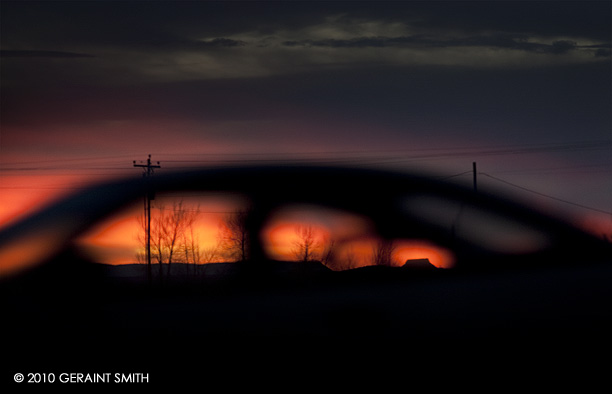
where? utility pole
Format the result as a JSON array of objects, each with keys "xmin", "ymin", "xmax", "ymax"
[
  {"xmin": 473, "ymin": 161, "xmax": 478, "ymax": 192},
  {"xmin": 133, "ymin": 155, "xmax": 161, "ymax": 284}
]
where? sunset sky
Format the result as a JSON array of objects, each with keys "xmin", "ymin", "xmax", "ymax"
[{"xmin": 1, "ymin": 1, "xmax": 611, "ymax": 256}]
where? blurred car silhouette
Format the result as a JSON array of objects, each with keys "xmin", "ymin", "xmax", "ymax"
[{"xmin": 2, "ymin": 165, "xmax": 611, "ymax": 383}]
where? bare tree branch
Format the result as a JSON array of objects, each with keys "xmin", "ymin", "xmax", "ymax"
[
  {"xmin": 137, "ymin": 199, "xmax": 202, "ymax": 279},
  {"xmin": 292, "ymin": 225, "xmax": 320, "ymax": 262},
  {"xmin": 220, "ymin": 209, "xmax": 250, "ymax": 262},
  {"xmin": 372, "ymin": 239, "xmax": 397, "ymax": 266}
]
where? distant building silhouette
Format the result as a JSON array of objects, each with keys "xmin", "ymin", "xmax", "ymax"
[{"xmin": 402, "ymin": 258, "xmax": 435, "ymax": 269}]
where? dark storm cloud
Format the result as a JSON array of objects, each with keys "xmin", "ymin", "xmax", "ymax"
[
  {"xmin": 1, "ymin": 1, "xmax": 609, "ymax": 136},
  {"xmin": 197, "ymin": 38, "xmax": 247, "ymax": 48},
  {"xmin": 282, "ymin": 34, "xmax": 596, "ymax": 56},
  {"xmin": 2, "ymin": 1, "xmax": 609, "ymax": 51}
]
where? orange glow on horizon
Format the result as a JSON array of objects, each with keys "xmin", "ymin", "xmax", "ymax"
[
  {"xmin": 3, "ymin": 173, "xmax": 605, "ymax": 274},
  {"xmin": 80, "ymin": 214, "xmax": 141, "ymax": 265},
  {"xmin": 262, "ymin": 221, "xmax": 331, "ymax": 261},
  {"xmin": 77, "ymin": 195, "xmax": 239, "ymax": 265},
  {"xmin": 0, "ymin": 230, "xmax": 65, "ymax": 277},
  {"xmin": 0, "ymin": 174, "xmax": 101, "ymax": 227},
  {"xmin": 262, "ymin": 209, "xmax": 455, "ymax": 270},
  {"xmin": 76, "ymin": 200, "xmax": 456, "ymax": 270},
  {"xmin": 0, "ymin": 181, "xmax": 457, "ymax": 272}
]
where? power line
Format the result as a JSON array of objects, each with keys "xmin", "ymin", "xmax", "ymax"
[
  {"xmin": 491, "ymin": 162, "xmax": 612, "ymax": 175},
  {"xmin": 1, "ymin": 139, "xmax": 610, "ymax": 172},
  {"xmin": 152, "ymin": 206, "xmax": 234, "ymax": 214},
  {"xmin": 479, "ymin": 172, "xmax": 612, "ymax": 216},
  {"xmin": 152, "ymin": 139, "xmax": 612, "ymax": 159},
  {"xmin": 0, "ymin": 154, "xmax": 136, "ymax": 166},
  {"xmin": 0, "ymin": 167, "xmax": 133, "ymax": 171}
]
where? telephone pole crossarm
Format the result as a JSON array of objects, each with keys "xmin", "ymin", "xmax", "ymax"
[{"xmin": 133, "ymin": 154, "xmax": 161, "ymax": 175}]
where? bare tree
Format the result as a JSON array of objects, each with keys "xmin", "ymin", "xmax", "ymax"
[
  {"xmin": 320, "ymin": 236, "xmax": 336, "ymax": 267},
  {"xmin": 166, "ymin": 201, "xmax": 187, "ymax": 275},
  {"xmin": 137, "ymin": 199, "xmax": 200, "ymax": 279},
  {"xmin": 201, "ymin": 245, "xmax": 220, "ymax": 264},
  {"xmin": 371, "ymin": 239, "xmax": 397, "ymax": 267},
  {"xmin": 220, "ymin": 209, "xmax": 250, "ymax": 262},
  {"xmin": 334, "ymin": 245, "xmax": 358, "ymax": 271},
  {"xmin": 292, "ymin": 225, "xmax": 320, "ymax": 262},
  {"xmin": 181, "ymin": 207, "xmax": 203, "ymax": 275}
]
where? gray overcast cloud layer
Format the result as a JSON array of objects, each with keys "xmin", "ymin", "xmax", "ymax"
[
  {"xmin": 0, "ymin": 2, "xmax": 610, "ymax": 186},
  {"xmin": 3, "ymin": 1, "xmax": 609, "ymax": 138},
  {"xmin": 1, "ymin": 1, "xmax": 610, "ymax": 82},
  {"xmin": 1, "ymin": 1, "xmax": 611, "ymax": 223}
]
